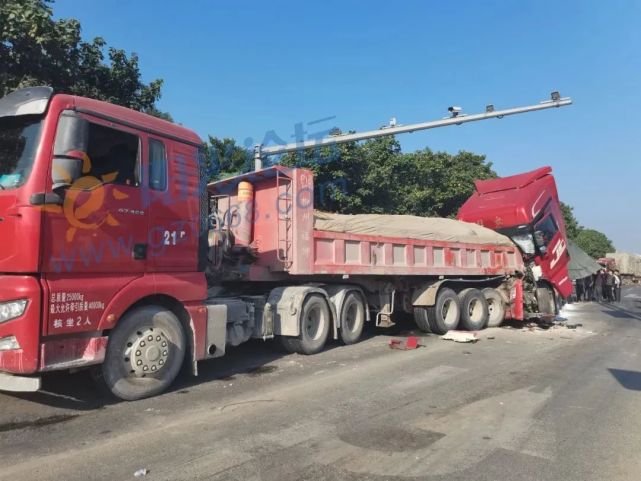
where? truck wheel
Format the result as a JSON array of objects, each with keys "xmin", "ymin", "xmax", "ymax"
[
  {"xmin": 281, "ymin": 294, "xmax": 330, "ymax": 355},
  {"xmin": 458, "ymin": 288, "xmax": 489, "ymax": 331},
  {"xmin": 482, "ymin": 288, "xmax": 505, "ymax": 327},
  {"xmin": 418, "ymin": 287, "xmax": 460, "ymax": 335},
  {"xmin": 413, "ymin": 307, "xmax": 432, "ymax": 333},
  {"xmin": 339, "ymin": 291, "xmax": 365, "ymax": 344},
  {"xmin": 93, "ymin": 305, "xmax": 186, "ymax": 401},
  {"xmin": 536, "ymin": 286, "xmax": 556, "ymax": 315}
]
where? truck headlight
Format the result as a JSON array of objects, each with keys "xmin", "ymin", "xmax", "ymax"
[
  {"xmin": 0, "ymin": 336, "xmax": 20, "ymax": 351},
  {"xmin": 0, "ymin": 299, "xmax": 27, "ymax": 323}
]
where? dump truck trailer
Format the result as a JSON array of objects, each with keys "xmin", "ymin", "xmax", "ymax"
[
  {"xmin": 205, "ymin": 163, "xmax": 569, "ymax": 356},
  {"xmin": 0, "ymin": 87, "xmax": 571, "ymax": 399},
  {"xmin": 605, "ymin": 252, "xmax": 641, "ymax": 284}
]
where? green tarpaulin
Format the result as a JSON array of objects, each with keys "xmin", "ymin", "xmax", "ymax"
[{"xmin": 567, "ymin": 240, "xmax": 601, "ymax": 280}]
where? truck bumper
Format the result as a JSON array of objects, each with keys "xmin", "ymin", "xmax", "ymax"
[
  {"xmin": 0, "ymin": 275, "xmax": 42, "ymax": 375},
  {"xmin": 0, "ymin": 372, "xmax": 41, "ymax": 392}
]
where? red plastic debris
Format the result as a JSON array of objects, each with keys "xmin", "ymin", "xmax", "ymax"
[{"xmin": 388, "ymin": 336, "xmax": 419, "ymax": 350}]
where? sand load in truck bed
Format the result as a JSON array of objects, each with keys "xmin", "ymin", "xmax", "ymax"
[{"xmin": 313, "ymin": 211, "xmax": 514, "ymax": 247}]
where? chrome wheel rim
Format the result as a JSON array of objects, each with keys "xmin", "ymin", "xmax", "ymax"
[{"xmin": 124, "ymin": 327, "xmax": 170, "ymax": 377}]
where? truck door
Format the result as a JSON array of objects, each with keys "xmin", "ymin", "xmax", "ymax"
[
  {"xmin": 41, "ymin": 116, "xmax": 149, "ymax": 335},
  {"xmin": 146, "ymin": 138, "xmax": 200, "ymax": 271},
  {"xmin": 533, "ymin": 212, "xmax": 572, "ymax": 298}
]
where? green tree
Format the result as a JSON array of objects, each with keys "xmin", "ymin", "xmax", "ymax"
[
  {"xmin": 280, "ymin": 135, "xmax": 496, "ymax": 218},
  {"xmin": 560, "ymin": 202, "xmax": 582, "ymax": 239},
  {"xmin": 202, "ymin": 136, "xmax": 252, "ymax": 181},
  {"xmin": 0, "ymin": 0, "xmax": 168, "ymax": 116},
  {"xmin": 574, "ymin": 228, "xmax": 615, "ymax": 259}
]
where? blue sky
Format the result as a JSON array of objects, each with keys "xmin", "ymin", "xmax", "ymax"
[{"xmin": 53, "ymin": 0, "xmax": 641, "ymax": 252}]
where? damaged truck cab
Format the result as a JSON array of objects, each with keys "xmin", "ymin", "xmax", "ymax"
[{"xmin": 457, "ymin": 167, "xmax": 572, "ymax": 312}]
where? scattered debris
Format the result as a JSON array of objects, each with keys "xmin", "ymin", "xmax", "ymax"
[
  {"xmin": 134, "ymin": 468, "xmax": 149, "ymax": 477},
  {"xmin": 486, "ymin": 336, "xmax": 495, "ymax": 340},
  {"xmin": 462, "ymin": 351, "xmax": 472, "ymax": 355},
  {"xmin": 389, "ymin": 336, "xmax": 419, "ymax": 350},
  {"xmin": 442, "ymin": 331, "xmax": 478, "ymax": 343},
  {"xmin": 565, "ymin": 323, "xmax": 583, "ymax": 329}
]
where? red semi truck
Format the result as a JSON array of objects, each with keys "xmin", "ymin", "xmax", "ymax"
[{"xmin": 0, "ymin": 87, "xmax": 572, "ymax": 399}]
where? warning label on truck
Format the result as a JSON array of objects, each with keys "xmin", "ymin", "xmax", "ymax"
[{"xmin": 48, "ymin": 291, "xmax": 106, "ymax": 333}]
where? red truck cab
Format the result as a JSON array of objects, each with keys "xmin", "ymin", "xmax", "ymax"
[
  {"xmin": 0, "ymin": 87, "xmax": 209, "ymax": 393},
  {"xmin": 457, "ymin": 166, "xmax": 572, "ymax": 301}
]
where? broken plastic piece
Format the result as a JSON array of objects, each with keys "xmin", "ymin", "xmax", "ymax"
[
  {"xmin": 134, "ymin": 469, "xmax": 149, "ymax": 477},
  {"xmin": 441, "ymin": 331, "xmax": 478, "ymax": 343},
  {"xmin": 388, "ymin": 336, "xmax": 419, "ymax": 350}
]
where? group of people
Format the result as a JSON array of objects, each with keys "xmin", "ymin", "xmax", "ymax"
[{"xmin": 574, "ymin": 269, "xmax": 622, "ymax": 302}]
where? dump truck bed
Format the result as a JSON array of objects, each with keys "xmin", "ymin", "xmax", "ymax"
[
  {"xmin": 311, "ymin": 211, "xmax": 521, "ymax": 276},
  {"xmin": 209, "ymin": 166, "xmax": 523, "ymax": 281}
]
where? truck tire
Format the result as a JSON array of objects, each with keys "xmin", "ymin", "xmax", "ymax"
[
  {"xmin": 281, "ymin": 294, "xmax": 330, "ymax": 355},
  {"xmin": 482, "ymin": 288, "xmax": 505, "ymax": 327},
  {"xmin": 413, "ymin": 307, "xmax": 432, "ymax": 333},
  {"xmin": 93, "ymin": 305, "xmax": 186, "ymax": 401},
  {"xmin": 458, "ymin": 288, "xmax": 489, "ymax": 331},
  {"xmin": 536, "ymin": 286, "xmax": 556, "ymax": 315},
  {"xmin": 339, "ymin": 291, "xmax": 366, "ymax": 345},
  {"xmin": 414, "ymin": 287, "xmax": 460, "ymax": 335}
]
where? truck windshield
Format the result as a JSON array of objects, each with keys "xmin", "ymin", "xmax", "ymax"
[{"xmin": 0, "ymin": 115, "xmax": 43, "ymax": 190}]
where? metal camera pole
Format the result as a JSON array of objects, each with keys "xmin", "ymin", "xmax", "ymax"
[{"xmin": 253, "ymin": 91, "xmax": 572, "ymax": 170}]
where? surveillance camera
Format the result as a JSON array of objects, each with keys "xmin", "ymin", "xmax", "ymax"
[{"xmin": 448, "ymin": 106, "xmax": 462, "ymax": 117}]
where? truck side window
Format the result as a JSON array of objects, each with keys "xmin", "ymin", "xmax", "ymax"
[
  {"xmin": 149, "ymin": 139, "xmax": 167, "ymax": 191},
  {"xmin": 533, "ymin": 215, "xmax": 559, "ymax": 249},
  {"xmin": 86, "ymin": 123, "xmax": 140, "ymax": 187}
]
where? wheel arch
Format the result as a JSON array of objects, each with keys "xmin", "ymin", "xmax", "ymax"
[
  {"xmin": 267, "ymin": 285, "xmax": 335, "ymax": 338},
  {"xmin": 412, "ymin": 277, "xmax": 507, "ymax": 307},
  {"xmin": 321, "ymin": 284, "xmax": 370, "ymax": 337}
]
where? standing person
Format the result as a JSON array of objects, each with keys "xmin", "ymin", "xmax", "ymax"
[
  {"xmin": 605, "ymin": 269, "xmax": 615, "ymax": 302},
  {"xmin": 594, "ymin": 269, "xmax": 604, "ymax": 302},
  {"xmin": 585, "ymin": 275, "xmax": 594, "ymax": 301},
  {"xmin": 576, "ymin": 277, "xmax": 585, "ymax": 302},
  {"xmin": 614, "ymin": 270, "xmax": 622, "ymax": 302}
]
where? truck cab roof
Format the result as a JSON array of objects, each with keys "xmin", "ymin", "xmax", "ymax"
[
  {"xmin": 457, "ymin": 166, "xmax": 560, "ymax": 230},
  {"xmin": 0, "ymin": 86, "xmax": 203, "ymax": 147},
  {"xmin": 48, "ymin": 92, "xmax": 203, "ymax": 147}
]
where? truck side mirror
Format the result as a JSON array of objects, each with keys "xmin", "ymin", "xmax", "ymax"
[
  {"xmin": 52, "ymin": 155, "xmax": 83, "ymax": 191},
  {"xmin": 52, "ymin": 111, "xmax": 89, "ymax": 190}
]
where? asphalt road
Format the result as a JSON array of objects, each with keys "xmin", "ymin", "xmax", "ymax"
[{"xmin": 2, "ymin": 286, "xmax": 641, "ymax": 481}]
